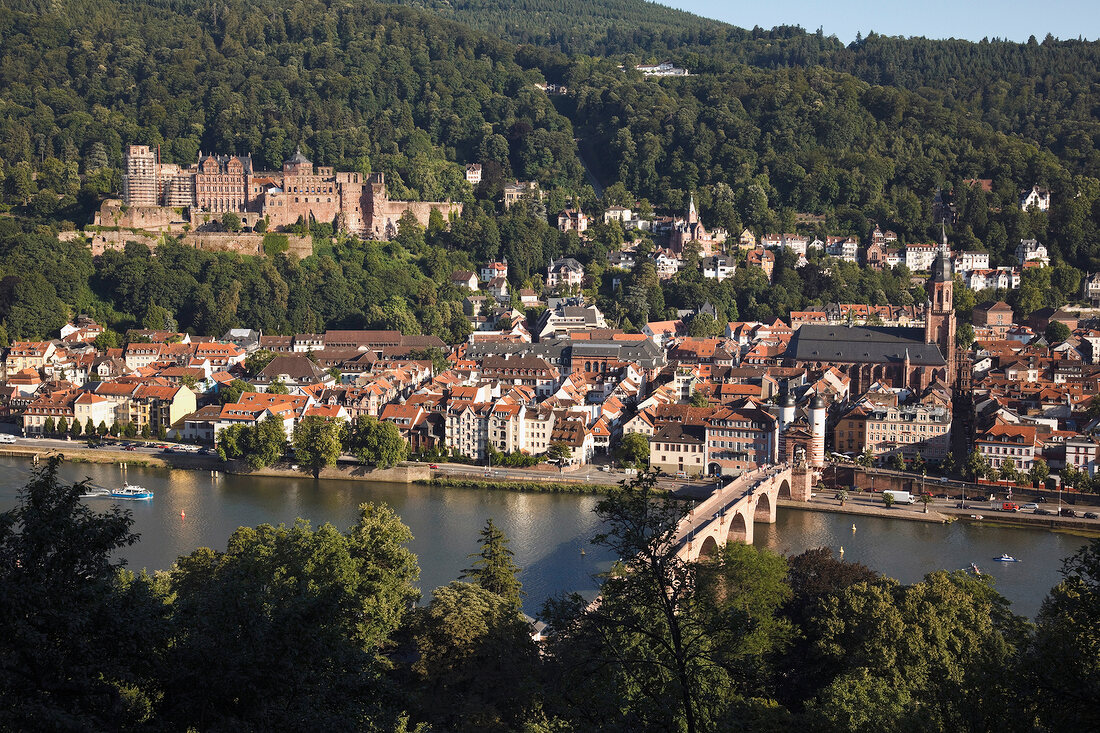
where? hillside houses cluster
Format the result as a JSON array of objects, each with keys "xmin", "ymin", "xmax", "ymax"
[{"xmin": 575, "ymin": 202, "xmax": 1040, "ymax": 292}]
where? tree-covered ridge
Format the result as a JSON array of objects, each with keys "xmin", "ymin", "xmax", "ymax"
[
  {"xmin": 384, "ymin": 0, "xmax": 728, "ymax": 55},
  {"xmin": 0, "ymin": 0, "xmax": 583, "ymax": 213},
  {"xmin": 561, "ymin": 57, "xmax": 1100, "ymax": 271}
]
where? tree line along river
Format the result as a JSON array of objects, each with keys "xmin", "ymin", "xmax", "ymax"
[{"xmin": 0, "ymin": 457, "xmax": 1089, "ymax": 618}]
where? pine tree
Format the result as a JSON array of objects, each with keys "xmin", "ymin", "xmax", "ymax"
[{"xmin": 461, "ymin": 518, "xmax": 524, "ymax": 608}]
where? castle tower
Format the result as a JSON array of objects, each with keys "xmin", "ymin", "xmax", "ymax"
[
  {"xmin": 687, "ymin": 193, "xmax": 698, "ymax": 225},
  {"xmin": 122, "ymin": 145, "xmax": 158, "ymax": 207},
  {"xmin": 777, "ymin": 392, "xmax": 796, "ymax": 461},
  {"xmin": 925, "ymin": 227, "xmax": 957, "ymax": 386},
  {"xmin": 809, "ymin": 395, "xmax": 827, "ymax": 468}
]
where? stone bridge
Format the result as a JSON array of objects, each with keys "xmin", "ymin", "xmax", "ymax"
[{"xmin": 671, "ymin": 463, "xmax": 812, "ymax": 561}]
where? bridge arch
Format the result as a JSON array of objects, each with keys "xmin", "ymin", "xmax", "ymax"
[
  {"xmin": 754, "ymin": 490, "xmax": 775, "ymax": 523},
  {"xmin": 727, "ymin": 510, "xmax": 750, "ymax": 545},
  {"xmin": 697, "ymin": 534, "xmax": 720, "ymax": 558},
  {"xmin": 708, "ymin": 462, "xmax": 723, "ymax": 476},
  {"xmin": 778, "ymin": 478, "xmax": 791, "ymax": 499}
]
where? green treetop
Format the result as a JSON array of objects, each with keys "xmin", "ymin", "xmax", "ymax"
[
  {"xmin": 461, "ymin": 518, "xmax": 524, "ymax": 608},
  {"xmin": 292, "ymin": 416, "xmax": 344, "ymax": 478}
]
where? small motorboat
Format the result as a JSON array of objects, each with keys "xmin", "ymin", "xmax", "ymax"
[
  {"xmin": 79, "ymin": 487, "xmax": 109, "ymax": 498},
  {"xmin": 970, "ymin": 514, "xmax": 984, "ymax": 520},
  {"xmin": 970, "ymin": 563, "xmax": 982, "ymax": 575},
  {"xmin": 109, "ymin": 484, "xmax": 154, "ymax": 500},
  {"xmin": 993, "ymin": 554, "xmax": 1020, "ymax": 563}
]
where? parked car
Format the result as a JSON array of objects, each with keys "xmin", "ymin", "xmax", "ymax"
[
  {"xmin": 1084, "ymin": 512, "xmax": 1098, "ymax": 520},
  {"xmin": 429, "ymin": 464, "xmax": 439, "ymax": 469},
  {"xmin": 1034, "ymin": 508, "xmax": 1053, "ymax": 515},
  {"xmin": 1060, "ymin": 508, "xmax": 1078, "ymax": 518}
]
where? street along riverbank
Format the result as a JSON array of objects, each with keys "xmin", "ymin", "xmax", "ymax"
[{"xmin": 782, "ymin": 493, "xmax": 1100, "ymax": 536}]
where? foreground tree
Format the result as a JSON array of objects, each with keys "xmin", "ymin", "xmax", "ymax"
[
  {"xmin": 805, "ymin": 571, "xmax": 1028, "ymax": 731},
  {"xmin": 0, "ymin": 458, "xmax": 163, "ymax": 729},
  {"xmin": 160, "ymin": 504, "xmax": 420, "ymax": 730},
  {"xmin": 292, "ymin": 416, "xmax": 344, "ymax": 477},
  {"xmin": 461, "ymin": 519, "xmax": 524, "ymax": 609},
  {"xmin": 409, "ymin": 582, "xmax": 541, "ymax": 732},
  {"xmin": 1023, "ymin": 539, "xmax": 1100, "ymax": 731},
  {"xmin": 543, "ymin": 471, "xmax": 713, "ymax": 732}
]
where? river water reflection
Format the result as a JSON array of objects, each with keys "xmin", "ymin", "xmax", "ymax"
[{"xmin": 0, "ymin": 458, "xmax": 1089, "ymax": 617}]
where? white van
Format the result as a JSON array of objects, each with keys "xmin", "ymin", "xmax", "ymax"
[{"xmin": 0, "ymin": 434, "xmax": 16, "ymax": 444}]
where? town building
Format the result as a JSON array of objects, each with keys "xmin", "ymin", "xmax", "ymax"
[
  {"xmin": 973, "ymin": 301, "xmax": 1015, "ymax": 338},
  {"xmin": 1020, "ymin": 185, "xmax": 1051, "ymax": 212},
  {"xmin": 904, "ymin": 243, "xmax": 939, "ymax": 272},
  {"xmin": 557, "ymin": 207, "xmax": 589, "ymax": 233},
  {"xmin": 546, "ymin": 258, "xmax": 585, "ymax": 289},
  {"xmin": 634, "ymin": 61, "xmax": 689, "ymax": 76},
  {"xmin": 976, "ymin": 422, "xmax": 1041, "ymax": 472},
  {"xmin": 1016, "ymin": 239, "xmax": 1050, "ymax": 266},
  {"xmin": 649, "ymin": 422, "xmax": 708, "ymax": 477},
  {"xmin": 503, "ymin": 180, "xmax": 541, "ymax": 209},
  {"xmin": 836, "ymin": 400, "xmax": 952, "ymax": 462},
  {"xmin": 702, "ymin": 255, "xmax": 737, "ymax": 282}
]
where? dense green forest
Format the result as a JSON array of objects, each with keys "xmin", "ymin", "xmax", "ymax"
[
  {"xmin": 382, "ymin": 0, "xmax": 727, "ymax": 55},
  {"xmin": 2, "ymin": 462, "xmax": 1098, "ymax": 731},
  {"xmin": 2, "ymin": 0, "xmax": 1100, "ymax": 341},
  {"xmin": 0, "ymin": 0, "xmax": 584, "ymax": 213}
]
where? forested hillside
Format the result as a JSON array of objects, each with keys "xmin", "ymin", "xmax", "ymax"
[
  {"xmin": 383, "ymin": 0, "xmax": 727, "ymax": 55},
  {"xmin": 1, "ymin": 0, "xmax": 1100, "ymax": 341},
  {"xmin": 0, "ymin": 0, "xmax": 583, "ymax": 217},
  {"xmin": 563, "ymin": 58, "xmax": 1100, "ymax": 271}
]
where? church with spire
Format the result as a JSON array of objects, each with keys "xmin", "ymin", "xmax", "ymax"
[
  {"xmin": 924, "ymin": 226, "xmax": 957, "ymax": 387},
  {"xmin": 785, "ymin": 227, "xmax": 958, "ymax": 394},
  {"xmin": 670, "ymin": 192, "xmax": 726, "ymax": 255}
]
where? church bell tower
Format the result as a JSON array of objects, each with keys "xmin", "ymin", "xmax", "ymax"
[{"xmin": 925, "ymin": 226, "xmax": 957, "ymax": 386}]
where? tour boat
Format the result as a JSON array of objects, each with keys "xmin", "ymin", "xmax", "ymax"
[
  {"xmin": 993, "ymin": 554, "xmax": 1019, "ymax": 563},
  {"xmin": 109, "ymin": 484, "xmax": 154, "ymax": 500}
]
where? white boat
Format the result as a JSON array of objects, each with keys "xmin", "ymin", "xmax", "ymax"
[
  {"xmin": 109, "ymin": 484, "xmax": 154, "ymax": 500},
  {"xmin": 993, "ymin": 554, "xmax": 1019, "ymax": 563},
  {"xmin": 79, "ymin": 487, "xmax": 109, "ymax": 498}
]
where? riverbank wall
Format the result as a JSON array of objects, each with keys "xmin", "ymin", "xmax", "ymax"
[
  {"xmin": 417, "ymin": 477, "xmax": 612, "ymax": 495},
  {"xmin": 0, "ymin": 445, "xmax": 428, "ymax": 484}
]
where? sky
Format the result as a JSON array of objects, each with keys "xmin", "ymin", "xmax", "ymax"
[{"xmin": 667, "ymin": 0, "xmax": 1099, "ymax": 44}]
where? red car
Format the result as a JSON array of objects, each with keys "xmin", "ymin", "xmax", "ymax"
[{"xmin": 429, "ymin": 464, "xmax": 439, "ymax": 469}]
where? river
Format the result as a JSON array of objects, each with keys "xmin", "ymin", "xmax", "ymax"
[{"xmin": 0, "ymin": 458, "xmax": 1089, "ymax": 617}]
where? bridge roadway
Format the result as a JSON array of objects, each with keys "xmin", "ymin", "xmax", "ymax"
[{"xmin": 671, "ymin": 464, "xmax": 794, "ymax": 561}]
